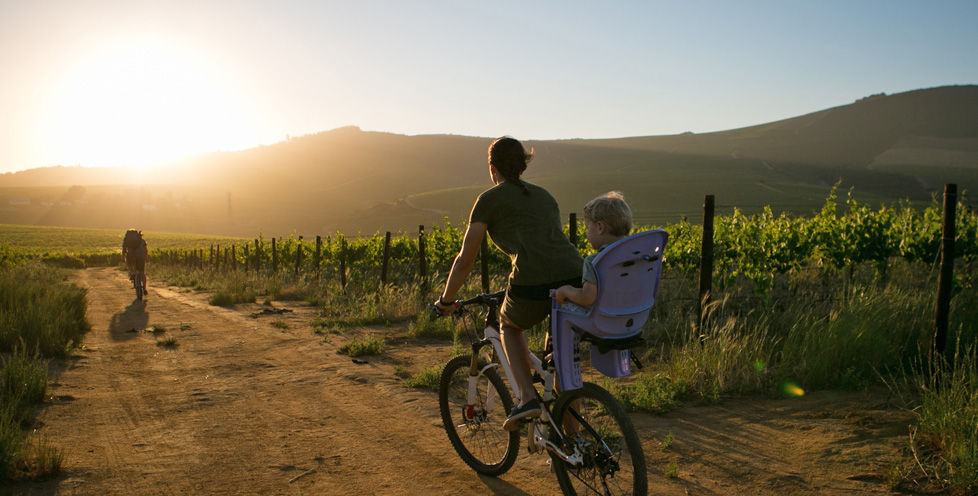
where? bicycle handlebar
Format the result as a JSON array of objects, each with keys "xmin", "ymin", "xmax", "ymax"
[
  {"xmin": 430, "ymin": 290, "xmax": 506, "ymax": 318},
  {"xmin": 456, "ymin": 290, "xmax": 506, "ymax": 308}
]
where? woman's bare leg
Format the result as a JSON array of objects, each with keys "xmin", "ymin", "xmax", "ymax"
[{"xmin": 500, "ymin": 316, "xmax": 535, "ymax": 406}]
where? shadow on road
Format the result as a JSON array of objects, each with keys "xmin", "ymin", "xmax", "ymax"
[
  {"xmin": 109, "ymin": 300, "xmax": 149, "ymax": 341},
  {"xmin": 480, "ymin": 475, "xmax": 536, "ymax": 495}
]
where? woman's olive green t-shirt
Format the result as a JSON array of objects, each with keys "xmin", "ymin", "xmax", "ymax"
[{"xmin": 469, "ymin": 181, "xmax": 583, "ymax": 286}]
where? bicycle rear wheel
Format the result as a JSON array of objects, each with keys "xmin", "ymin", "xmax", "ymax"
[
  {"xmin": 438, "ymin": 354, "xmax": 519, "ymax": 476},
  {"xmin": 134, "ymin": 275, "xmax": 143, "ymax": 300},
  {"xmin": 551, "ymin": 382, "xmax": 647, "ymax": 496}
]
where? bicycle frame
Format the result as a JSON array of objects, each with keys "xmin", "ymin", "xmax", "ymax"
[{"xmin": 464, "ymin": 313, "xmax": 584, "ymax": 466}]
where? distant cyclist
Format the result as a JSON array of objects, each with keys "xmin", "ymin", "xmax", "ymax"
[{"xmin": 122, "ymin": 229, "xmax": 148, "ymax": 296}]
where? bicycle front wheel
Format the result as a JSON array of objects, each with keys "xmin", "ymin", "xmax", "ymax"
[
  {"xmin": 438, "ymin": 354, "xmax": 519, "ymax": 476},
  {"xmin": 134, "ymin": 277, "xmax": 143, "ymax": 300},
  {"xmin": 551, "ymin": 382, "xmax": 647, "ymax": 496}
]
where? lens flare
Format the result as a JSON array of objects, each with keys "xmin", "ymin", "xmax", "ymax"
[
  {"xmin": 782, "ymin": 381, "xmax": 805, "ymax": 397},
  {"xmin": 752, "ymin": 360, "xmax": 766, "ymax": 372}
]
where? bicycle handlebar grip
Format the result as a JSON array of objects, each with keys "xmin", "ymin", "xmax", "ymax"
[{"xmin": 430, "ymin": 301, "xmax": 461, "ymax": 317}]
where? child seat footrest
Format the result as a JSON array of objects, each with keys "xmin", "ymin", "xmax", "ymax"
[{"xmin": 579, "ymin": 330, "xmax": 645, "ymax": 354}]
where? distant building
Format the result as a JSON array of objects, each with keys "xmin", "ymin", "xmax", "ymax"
[{"xmin": 8, "ymin": 197, "xmax": 30, "ymax": 205}]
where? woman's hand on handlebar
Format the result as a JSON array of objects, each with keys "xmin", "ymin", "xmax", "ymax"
[{"xmin": 433, "ymin": 299, "xmax": 461, "ymax": 315}]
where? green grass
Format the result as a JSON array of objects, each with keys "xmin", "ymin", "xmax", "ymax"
[
  {"xmin": 337, "ymin": 336, "xmax": 384, "ymax": 357},
  {"xmin": 0, "ymin": 262, "xmax": 89, "ymax": 358},
  {"xmin": 407, "ymin": 306, "xmax": 456, "ymax": 339},
  {"xmin": 912, "ymin": 346, "xmax": 978, "ymax": 493},
  {"xmin": 0, "ymin": 261, "xmax": 82, "ymax": 481},
  {"xmin": 403, "ymin": 364, "xmax": 442, "ymax": 391},
  {"xmin": 0, "ymin": 345, "xmax": 62, "ymax": 481}
]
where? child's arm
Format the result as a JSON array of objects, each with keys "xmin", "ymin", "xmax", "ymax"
[{"xmin": 551, "ymin": 281, "xmax": 598, "ymax": 307}]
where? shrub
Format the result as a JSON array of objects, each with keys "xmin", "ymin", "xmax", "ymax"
[{"xmin": 337, "ymin": 336, "xmax": 384, "ymax": 357}]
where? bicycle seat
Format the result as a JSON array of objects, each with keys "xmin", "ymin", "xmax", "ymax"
[{"xmin": 551, "ymin": 230, "xmax": 668, "ymax": 389}]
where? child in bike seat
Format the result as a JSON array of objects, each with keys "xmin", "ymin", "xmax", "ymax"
[{"xmin": 550, "ymin": 191, "xmax": 633, "ymax": 308}]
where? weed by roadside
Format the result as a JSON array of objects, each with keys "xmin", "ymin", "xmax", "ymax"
[
  {"xmin": 0, "ymin": 345, "xmax": 62, "ymax": 481},
  {"xmin": 908, "ymin": 345, "xmax": 978, "ymax": 494},
  {"xmin": 403, "ymin": 365, "xmax": 442, "ymax": 391},
  {"xmin": 407, "ymin": 308, "xmax": 456, "ymax": 340},
  {"xmin": 337, "ymin": 336, "xmax": 384, "ymax": 357}
]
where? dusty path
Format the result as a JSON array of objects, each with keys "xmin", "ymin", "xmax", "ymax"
[{"xmin": 7, "ymin": 268, "xmax": 913, "ymax": 495}]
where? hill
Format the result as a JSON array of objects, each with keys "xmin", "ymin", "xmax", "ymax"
[{"xmin": 1, "ymin": 85, "xmax": 976, "ymax": 237}]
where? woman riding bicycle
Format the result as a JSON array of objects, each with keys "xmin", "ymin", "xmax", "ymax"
[
  {"xmin": 434, "ymin": 136, "xmax": 582, "ymax": 431},
  {"xmin": 122, "ymin": 229, "xmax": 148, "ymax": 296}
]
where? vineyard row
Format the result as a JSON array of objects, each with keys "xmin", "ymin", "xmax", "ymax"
[{"xmin": 150, "ymin": 188, "xmax": 978, "ymax": 296}]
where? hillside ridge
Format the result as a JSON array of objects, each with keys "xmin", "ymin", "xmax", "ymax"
[{"xmin": 1, "ymin": 85, "xmax": 976, "ymax": 236}]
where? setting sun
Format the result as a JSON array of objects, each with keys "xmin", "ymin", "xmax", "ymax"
[{"xmin": 42, "ymin": 35, "xmax": 265, "ymax": 168}]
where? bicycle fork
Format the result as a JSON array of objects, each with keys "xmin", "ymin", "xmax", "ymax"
[{"xmin": 464, "ymin": 339, "xmax": 498, "ymax": 422}]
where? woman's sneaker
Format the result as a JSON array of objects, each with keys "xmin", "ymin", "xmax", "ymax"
[{"xmin": 502, "ymin": 399, "xmax": 540, "ymax": 431}]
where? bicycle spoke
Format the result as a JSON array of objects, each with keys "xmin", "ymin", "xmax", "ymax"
[
  {"xmin": 439, "ymin": 355, "xmax": 520, "ymax": 476},
  {"xmin": 551, "ymin": 383, "xmax": 646, "ymax": 496}
]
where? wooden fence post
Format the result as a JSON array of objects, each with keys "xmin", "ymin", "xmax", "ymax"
[
  {"xmin": 295, "ymin": 236, "xmax": 303, "ymax": 276},
  {"xmin": 340, "ymin": 238, "xmax": 347, "ymax": 290},
  {"xmin": 698, "ymin": 195, "xmax": 716, "ymax": 328},
  {"xmin": 381, "ymin": 232, "xmax": 391, "ymax": 286},
  {"xmin": 933, "ymin": 183, "xmax": 957, "ymax": 367},
  {"xmin": 418, "ymin": 225, "xmax": 428, "ymax": 293},
  {"xmin": 243, "ymin": 244, "xmax": 249, "ymax": 272},
  {"xmin": 315, "ymin": 235, "xmax": 322, "ymax": 281},
  {"xmin": 569, "ymin": 212, "xmax": 578, "ymax": 246},
  {"xmin": 272, "ymin": 238, "xmax": 278, "ymax": 272},
  {"xmin": 480, "ymin": 236, "xmax": 490, "ymax": 293}
]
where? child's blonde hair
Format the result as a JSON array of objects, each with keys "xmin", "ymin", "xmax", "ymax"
[{"xmin": 584, "ymin": 191, "xmax": 633, "ymax": 236}]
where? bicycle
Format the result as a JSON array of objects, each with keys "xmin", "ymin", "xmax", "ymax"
[
  {"xmin": 132, "ymin": 268, "xmax": 146, "ymax": 300},
  {"xmin": 437, "ymin": 291, "xmax": 647, "ymax": 495},
  {"xmin": 127, "ymin": 263, "xmax": 147, "ymax": 301}
]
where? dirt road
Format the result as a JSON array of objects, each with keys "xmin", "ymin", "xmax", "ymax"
[{"xmin": 6, "ymin": 268, "xmax": 913, "ymax": 495}]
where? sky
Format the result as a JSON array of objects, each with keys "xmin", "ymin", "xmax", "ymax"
[{"xmin": 1, "ymin": 0, "xmax": 976, "ymax": 174}]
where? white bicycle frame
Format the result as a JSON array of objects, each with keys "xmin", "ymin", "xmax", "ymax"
[{"xmin": 469, "ymin": 321, "xmax": 582, "ymax": 464}]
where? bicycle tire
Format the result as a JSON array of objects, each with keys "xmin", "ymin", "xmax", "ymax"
[
  {"xmin": 551, "ymin": 382, "xmax": 647, "ymax": 496},
  {"xmin": 438, "ymin": 354, "xmax": 520, "ymax": 476},
  {"xmin": 134, "ymin": 276, "xmax": 143, "ymax": 300}
]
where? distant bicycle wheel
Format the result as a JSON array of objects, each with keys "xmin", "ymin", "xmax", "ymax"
[
  {"xmin": 551, "ymin": 382, "xmax": 647, "ymax": 496},
  {"xmin": 134, "ymin": 274, "xmax": 143, "ymax": 300},
  {"xmin": 438, "ymin": 354, "xmax": 520, "ymax": 476}
]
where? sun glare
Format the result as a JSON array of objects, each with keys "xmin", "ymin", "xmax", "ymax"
[{"xmin": 43, "ymin": 36, "xmax": 264, "ymax": 168}]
